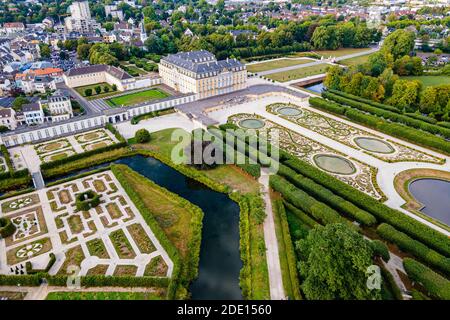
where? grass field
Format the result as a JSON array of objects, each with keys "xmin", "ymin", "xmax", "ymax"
[
  {"xmin": 266, "ymin": 63, "xmax": 332, "ymax": 82},
  {"xmin": 74, "ymin": 83, "xmax": 117, "ymax": 100},
  {"xmin": 247, "ymin": 58, "xmax": 313, "ymax": 73},
  {"xmin": 401, "ymin": 75, "xmax": 450, "ymax": 88},
  {"xmin": 315, "ymin": 47, "xmax": 372, "ymax": 58},
  {"xmin": 106, "ymin": 88, "xmax": 169, "ymax": 107},
  {"xmin": 340, "ymin": 53, "xmax": 374, "ymax": 66}
]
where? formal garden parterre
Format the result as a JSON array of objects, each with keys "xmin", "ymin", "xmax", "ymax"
[
  {"xmin": 0, "ymin": 170, "xmax": 173, "ymax": 279},
  {"xmin": 229, "ymin": 113, "xmax": 385, "ymax": 200},
  {"xmin": 266, "ymin": 102, "xmax": 445, "ymax": 164}
]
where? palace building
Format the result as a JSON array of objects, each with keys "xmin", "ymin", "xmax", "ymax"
[{"xmin": 158, "ymin": 50, "xmax": 247, "ymax": 99}]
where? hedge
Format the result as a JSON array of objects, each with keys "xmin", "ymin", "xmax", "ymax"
[
  {"xmin": 231, "ymin": 192, "xmax": 252, "ymax": 299},
  {"xmin": 327, "ymin": 89, "xmax": 402, "ymax": 113},
  {"xmin": 310, "ymin": 97, "xmax": 450, "ymax": 155},
  {"xmin": 403, "ymin": 258, "xmax": 450, "ymax": 300},
  {"xmin": 0, "ymin": 217, "xmax": 16, "ymax": 238},
  {"xmin": 377, "ymin": 223, "xmax": 450, "ymax": 276},
  {"xmin": 323, "ymin": 91, "xmax": 450, "ymax": 139},
  {"xmin": 26, "ymin": 253, "xmax": 56, "ymax": 274},
  {"xmin": 379, "ymin": 262, "xmax": 403, "ymax": 300},
  {"xmin": 112, "ymin": 164, "xmax": 203, "ymax": 299},
  {"xmin": 371, "ymin": 240, "xmax": 390, "ymax": 262},
  {"xmin": 283, "ymin": 154, "xmax": 450, "ymax": 257},
  {"xmin": 75, "ymin": 190, "xmax": 101, "ymax": 211},
  {"xmin": 46, "ymin": 275, "xmax": 170, "ymax": 288},
  {"xmin": 0, "ymin": 274, "xmax": 42, "ymax": 286},
  {"xmin": 0, "ymin": 144, "xmax": 32, "ymax": 192},
  {"xmin": 278, "ymin": 164, "xmax": 377, "ymax": 226},
  {"xmin": 269, "ymin": 175, "xmax": 355, "ymax": 228},
  {"xmin": 283, "ymin": 201, "xmax": 319, "ymax": 229},
  {"xmin": 273, "ymin": 199, "xmax": 302, "ymax": 300}
]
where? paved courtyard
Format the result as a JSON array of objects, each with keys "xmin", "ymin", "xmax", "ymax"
[{"xmin": 0, "ymin": 170, "xmax": 173, "ymax": 278}]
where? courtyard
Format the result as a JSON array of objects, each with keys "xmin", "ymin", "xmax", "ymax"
[
  {"xmin": 105, "ymin": 88, "xmax": 170, "ymax": 107},
  {"xmin": 0, "ymin": 170, "xmax": 173, "ymax": 278}
]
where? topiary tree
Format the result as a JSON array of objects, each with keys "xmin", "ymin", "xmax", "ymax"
[
  {"xmin": 75, "ymin": 190, "xmax": 101, "ymax": 211},
  {"xmin": 104, "ymin": 86, "xmax": 110, "ymax": 93},
  {"xmin": 0, "ymin": 217, "xmax": 16, "ymax": 238},
  {"xmin": 135, "ymin": 128, "xmax": 151, "ymax": 143},
  {"xmin": 112, "ymin": 84, "xmax": 117, "ymax": 91},
  {"xmin": 85, "ymin": 88, "xmax": 92, "ymax": 96},
  {"xmin": 296, "ymin": 223, "xmax": 380, "ymax": 300},
  {"xmin": 94, "ymin": 86, "xmax": 102, "ymax": 95}
]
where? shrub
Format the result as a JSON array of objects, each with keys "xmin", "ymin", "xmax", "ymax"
[
  {"xmin": 135, "ymin": 128, "xmax": 151, "ymax": 143},
  {"xmin": 94, "ymin": 86, "xmax": 101, "ymax": 95},
  {"xmin": 75, "ymin": 190, "xmax": 101, "ymax": 211},
  {"xmin": 0, "ymin": 217, "xmax": 16, "ymax": 238},
  {"xmin": 269, "ymin": 175, "xmax": 355, "ymax": 228},
  {"xmin": 283, "ymin": 154, "xmax": 450, "ymax": 257},
  {"xmin": 403, "ymin": 258, "xmax": 450, "ymax": 300},
  {"xmin": 278, "ymin": 164, "xmax": 377, "ymax": 226},
  {"xmin": 84, "ymin": 88, "xmax": 92, "ymax": 96},
  {"xmin": 371, "ymin": 240, "xmax": 390, "ymax": 262},
  {"xmin": 112, "ymin": 84, "xmax": 117, "ymax": 91},
  {"xmin": 377, "ymin": 223, "xmax": 450, "ymax": 275},
  {"xmin": 104, "ymin": 86, "xmax": 110, "ymax": 93}
]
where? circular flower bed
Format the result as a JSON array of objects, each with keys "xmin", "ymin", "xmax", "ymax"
[{"xmin": 75, "ymin": 190, "xmax": 101, "ymax": 211}]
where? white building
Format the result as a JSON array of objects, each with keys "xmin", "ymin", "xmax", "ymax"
[
  {"xmin": 42, "ymin": 95, "xmax": 74, "ymax": 123},
  {"xmin": 1, "ymin": 23, "xmax": 25, "ymax": 35},
  {"xmin": 0, "ymin": 108, "xmax": 17, "ymax": 130},
  {"xmin": 65, "ymin": 1, "xmax": 101, "ymax": 33},
  {"xmin": 21, "ymin": 103, "xmax": 45, "ymax": 125},
  {"xmin": 159, "ymin": 50, "xmax": 247, "ymax": 99}
]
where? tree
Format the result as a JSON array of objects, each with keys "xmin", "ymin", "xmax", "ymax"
[
  {"xmin": 104, "ymin": 86, "xmax": 110, "ymax": 93},
  {"xmin": 39, "ymin": 43, "xmax": 51, "ymax": 59},
  {"xmin": 324, "ymin": 65, "xmax": 343, "ymax": 90},
  {"xmin": 94, "ymin": 86, "xmax": 101, "ymax": 95},
  {"xmin": 381, "ymin": 29, "xmax": 415, "ymax": 60},
  {"xmin": 0, "ymin": 125, "xmax": 9, "ymax": 133},
  {"xmin": 85, "ymin": 88, "xmax": 92, "ymax": 97},
  {"xmin": 387, "ymin": 79, "xmax": 421, "ymax": 112},
  {"xmin": 12, "ymin": 96, "xmax": 29, "ymax": 111},
  {"xmin": 296, "ymin": 223, "xmax": 380, "ymax": 300},
  {"xmin": 77, "ymin": 43, "xmax": 91, "ymax": 61},
  {"xmin": 112, "ymin": 84, "xmax": 117, "ymax": 91},
  {"xmin": 135, "ymin": 128, "xmax": 151, "ymax": 143}
]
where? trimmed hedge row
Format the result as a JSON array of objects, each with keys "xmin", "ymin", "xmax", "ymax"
[
  {"xmin": 371, "ymin": 240, "xmax": 390, "ymax": 262},
  {"xmin": 26, "ymin": 253, "xmax": 56, "ymax": 274},
  {"xmin": 327, "ymin": 89, "xmax": 401, "ymax": 113},
  {"xmin": 0, "ymin": 274, "xmax": 42, "ymax": 286},
  {"xmin": 274, "ymin": 199, "xmax": 302, "ymax": 300},
  {"xmin": 377, "ymin": 223, "xmax": 450, "ymax": 276},
  {"xmin": 283, "ymin": 155, "xmax": 450, "ymax": 257},
  {"xmin": 75, "ymin": 190, "xmax": 101, "ymax": 211},
  {"xmin": 0, "ymin": 144, "xmax": 32, "ymax": 192},
  {"xmin": 283, "ymin": 201, "xmax": 319, "ymax": 229},
  {"xmin": 278, "ymin": 164, "xmax": 377, "ymax": 226},
  {"xmin": 231, "ymin": 192, "xmax": 252, "ymax": 299},
  {"xmin": 379, "ymin": 262, "xmax": 403, "ymax": 300},
  {"xmin": 46, "ymin": 275, "xmax": 170, "ymax": 288},
  {"xmin": 269, "ymin": 175, "xmax": 355, "ymax": 228},
  {"xmin": 310, "ymin": 97, "xmax": 450, "ymax": 155},
  {"xmin": 403, "ymin": 258, "xmax": 450, "ymax": 300},
  {"xmin": 323, "ymin": 91, "xmax": 450, "ymax": 139}
]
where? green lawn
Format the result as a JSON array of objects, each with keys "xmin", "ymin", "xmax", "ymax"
[
  {"xmin": 74, "ymin": 83, "xmax": 117, "ymax": 100},
  {"xmin": 125, "ymin": 65, "xmax": 148, "ymax": 75},
  {"xmin": 401, "ymin": 76, "xmax": 450, "ymax": 88},
  {"xmin": 266, "ymin": 64, "xmax": 332, "ymax": 82},
  {"xmin": 106, "ymin": 88, "xmax": 170, "ymax": 107},
  {"xmin": 340, "ymin": 53, "xmax": 374, "ymax": 66},
  {"xmin": 247, "ymin": 58, "xmax": 313, "ymax": 73},
  {"xmin": 315, "ymin": 47, "xmax": 372, "ymax": 58}
]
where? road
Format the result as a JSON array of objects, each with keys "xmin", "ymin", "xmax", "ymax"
[{"xmin": 56, "ymin": 82, "xmax": 97, "ymax": 115}]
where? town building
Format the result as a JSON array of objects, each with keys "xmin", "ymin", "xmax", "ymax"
[
  {"xmin": 63, "ymin": 64, "xmax": 160, "ymax": 91},
  {"xmin": 65, "ymin": 1, "xmax": 101, "ymax": 33},
  {"xmin": 21, "ymin": 102, "xmax": 45, "ymax": 125},
  {"xmin": 159, "ymin": 50, "xmax": 247, "ymax": 99},
  {"xmin": 0, "ymin": 107, "xmax": 17, "ymax": 130},
  {"xmin": 41, "ymin": 94, "xmax": 74, "ymax": 123},
  {"xmin": 1, "ymin": 22, "xmax": 25, "ymax": 35}
]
